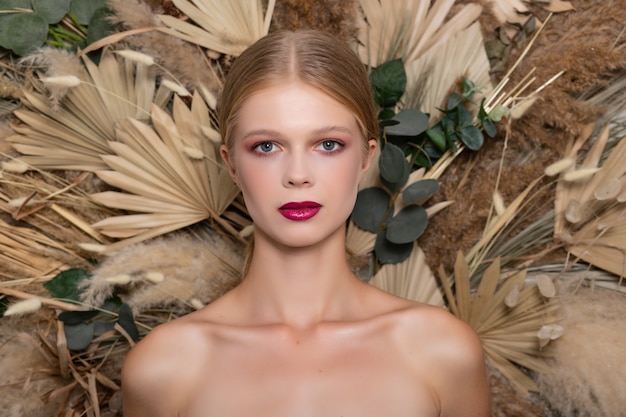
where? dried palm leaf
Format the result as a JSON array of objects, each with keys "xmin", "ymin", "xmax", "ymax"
[
  {"xmin": 90, "ymin": 93, "xmax": 240, "ymax": 252},
  {"xmin": 438, "ymin": 254, "xmax": 561, "ymax": 393},
  {"xmin": 370, "ymin": 244, "xmax": 444, "ymax": 306},
  {"xmin": 356, "ymin": 0, "xmax": 482, "ymax": 68},
  {"xmin": 7, "ymin": 49, "xmax": 170, "ymax": 171},
  {"xmin": 402, "ymin": 22, "xmax": 492, "ymax": 118},
  {"xmin": 157, "ymin": 0, "xmax": 276, "ymax": 56},
  {"xmin": 554, "ymin": 124, "xmax": 626, "ymax": 277},
  {"xmin": 487, "ymin": 0, "xmax": 531, "ymax": 27}
]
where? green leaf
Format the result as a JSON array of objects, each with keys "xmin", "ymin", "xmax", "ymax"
[
  {"xmin": 44, "ymin": 268, "xmax": 90, "ymax": 302},
  {"xmin": 381, "ymin": 159, "xmax": 409, "ymax": 193},
  {"xmin": 379, "ymin": 143, "xmax": 407, "ymax": 184},
  {"xmin": 2, "ymin": 12, "xmax": 48, "ymax": 55},
  {"xmin": 482, "ymin": 118, "xmax": 497, "ymax": 138},
  {"xmin": 58, "ymin": 309, "xmax": 100, "ymax": 325},
  {"xmin": 462, "ymin": 77, "xmax": 476, "ymax": 99},
  {"xmin": 85, "ymin": 5, "xmax": 114, "ymax": 45},
  {"xmin": 385, "ymin": 205, "xmax": 428, "ymax": 244},
  {"xmin": 117, "ymin": 303, "xmax": 139, "ymax": 342},
  {"xmin": 385, "ymin": 109, "xmax": 429, "ymax": 137},
  {"xmin": 351, "ymin": 187, "xmax": 391, "ymax": 233},
  {"xmin": 489, "ymin": 105, "xmax": 510, "ymax": 122},
  {"xmin": 402, "ymin": 179, "xmax": 440, "ymax": 204},
  {"xmin": 94, "ymin": 318, "xmax": 116, "ymax": 336},
  {"xmin": 64, "ymin": 322, "xmax": 94, "ymax": 351},
  {"xmin": 426, "ymin": 126, "xmax": 447, "ymax": 152},
  {"xmin": 374, "ymin": 233, "xmax": 413, "ymax": 264},
  {"xmin": 457, "ymin": 105, "xmax": 473, "ymax": 128},
  {"xmin": 70, "ymin": 0, "xmax": 106, "ymax": 25},
  {"xmin": 369, "ymin": 58, "xmax": 406, "ymax": 108},
  {"xmin": 447, "ymin": 92, "xmax": 462, "ymax": 110},
  {"xmin": 32, "ymin": 0, "xmax": 71, "ymax": 24},
  {"xmin": 460, "ymin": 125, "xmax": 484, "ymax": 151},
  {"xmin": 378, "ymin": 108, "xmax": 396, "ymax": 120}
]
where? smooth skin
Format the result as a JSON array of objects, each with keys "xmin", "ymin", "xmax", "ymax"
[{"xmin": 121, "ymin": 81, "xmax": 490, "ymax": 417}]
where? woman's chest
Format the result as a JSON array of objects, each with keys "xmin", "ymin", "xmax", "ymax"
[{"xmin": 184, "ymin": 334, "xmax": 439, "ymax": 417}]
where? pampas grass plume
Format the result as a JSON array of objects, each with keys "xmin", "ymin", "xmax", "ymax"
[
  {"xmin": 492, "ymin": 191, "xmax": 506, "ymax": 216},
  {"xmin": 104, "ymin": 274, "xmax": 132, "ymax": 285},
  {"xmin": 563, "ymin": 167, "xmax": 600, "ymax": 182},
  {"xmin": 2, "ymin": 159, "xmax": 29, "ymax": 173},
  {"xmin": 189, "ymin": 298, "xmax": 204, "ymax": 310},
  {"xmin": 78, "ymin": 243, "xmax": 108, "ymax": 253},
  {"xmin": 4, "ymin": 298, "xmax": 42, "ymax": 316},
  {"xmin": 544, "ymin": 157, "xmax": 575, "ymax": 176},
  {"xmin": 201, "ymin": 126, "xmax": 221, "ymax": 143},
  {"xmin": 114, "ymin": 50, "xmax": 155, "ymax": 66},
  {"xmin": 145, "ymin": 272, "xmax": 164, "ymax": 283},
  {"xmin": 40, "ymin": 75, "xmax": 81, "ymax": 87},
  {"xmin": 183, "ymin": 146, "xmax": 205, "ymax": 160},
  {"xmin": 161, "ymin": 79, "xmax": 190, "ymax": 97},
  {"xmin": 199, "ymin": 85, "xmax": 217, "ymax": 110}
]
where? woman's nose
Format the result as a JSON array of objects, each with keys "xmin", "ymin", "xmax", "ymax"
[{"xmin": 283, "ymin": 153, "xmax": 313, "ymax": 187}]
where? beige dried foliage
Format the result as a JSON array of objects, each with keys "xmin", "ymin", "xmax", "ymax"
[
  {"xmin": 79, "ymin": 230, "xmax": 242, "ymax": 314},
  {"xmin": 438, "ymin": 256, "xmax": 561, "ymax": 393},
  {"xmin": 7, "ymin": 49, "xmax": 170, "ymax": 171},
  {"xmin": 402, "ymin": 22, "xmax": 492, "ymax": 117},
  {"xmin": 157, "ymin": 0, "xmax": 276, "ymax": 56},
  {"xmin": 554, "ymin": 125, "xmax": 626, "ymax": 277},
  {"xmin": 370, "ymin": 245, "xmax": 444, "ymax": 306},
  {"xmin": 90, "ymin": 93, "xmax": 240, "ymax": 251},
  {"xmin": 537, "ymin": 278, "xmax": 626, "ymax": 417},
  {"xmin": 356, "ymin": 0, "xmax": 482, "ymax": 68}
]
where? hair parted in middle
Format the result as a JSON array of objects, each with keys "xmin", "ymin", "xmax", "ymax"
[{"xmin": 218, "ymin": 29, "xmax": 378, "ymax": 156}]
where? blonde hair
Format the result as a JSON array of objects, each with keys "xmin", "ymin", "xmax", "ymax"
[{"xmin": 218, "ymin": 29, "xmax": 378, "ymax": 155}]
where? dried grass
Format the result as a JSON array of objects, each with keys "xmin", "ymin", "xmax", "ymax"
[
  {"xmin": 79, "ymin": 229, "xmax": 242, "ymax": 314},
  {"xmin": 270, "ymin": 0, "xmax": 358, "ymax": 43},
  {"xmin": 537, "ymin": 276, "xmax": 626, "ymax": 417}
]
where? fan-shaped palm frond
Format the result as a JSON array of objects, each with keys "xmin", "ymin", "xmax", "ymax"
[
  {"xmin": 402, "ymin": 22, "xmax": 492, "ymax": 117},
  {"xmin": 7, "ymin": 50, "xmax": 171, "ymax": 171},
  {"xmin": 439, "ymin": 254, "xmax": 561, "ymax": 393},
  {"xmin": 157, "ymin": 0, "xmax": 276, "ymax": 56},
  {"xmin": 356, "ymin": 0, "xmax": 482, "ymax": 68},
  {"xmin": 90, "ymin": 93, "xmax": 240, "ymax": 252},
  {"xmin": 370, "ymin": 245, "xmax": 444, "ymax": 306},
  {"xmin": 553, "ymin": 125, "xmax": 626, "ymax": 277}
]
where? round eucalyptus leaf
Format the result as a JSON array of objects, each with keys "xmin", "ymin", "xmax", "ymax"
[
  {"xmin": 426, "ymin": 126, "xmax": 446, "ymax": 152},
  {"xmin": 44, "ymin": 268, "xmax": 91, "ymax": 302},
  {"xmin": 482, "ymin": 118, "xmax": 497, "ymax": 138},
  {"xmin": 64, "ymin": 322, "xmax": 94, "ymax": 351},
  {"xmin": 4, "ymin": 13, "xmax": 48, "ymax": 56},
  {"xmin": 58, "ymin": 309, "xmax": 99, "ymax": 325},
  {"xmin": 457, "ymin": 105, "xmax": 473, "ymax": 127},
  {"xmin": 378, "ymin": 108, "xmax": 396, "ymax": 121},
  {"xmin": 118, "ymin": 303, "xmax": 140, "ymax": 341},
  {"xmin": 94, "ymin": 318, "xmax": 116, "ymax": 336},
  {"xmin": 384, "ymin": 109, "xmax": 429, "ymax": 137},
  {"xmin": 374, "ymin": 232, "xmax": 414, "ymax": 264},
  {"xmin": 460, "ymin": 125, "xmax": 484, "ymax": 151},
  {"xmin": 379, "ymin": 143, "xmax": 407, "ymax": 184},
  {"xmin": 351, "ymin": 187, "xmax": 391, "ymax": 233},
  {"xmin": 85, "ymin": 6, "xmax": 114, "ymax": 45},
  {"xmin": 70, "ymin": 0, "xmax": 107, "ymax": 25},
  {"xmin": 381, "ymin": 159, "xmax": 409, "ymax": 193},
  {"xmin": 385, "ymin": 205, "xmax": 428, "ymax": 244},
  {"xmin": 402, "ymin": 179, "xmax": 440, "ymax": 204},
  {"xmin": 32, "ymin": 0, "xmax": 71, "ymax": 24},
  {"xmin": 447, "ymin": 92, "xmax": 462, "ymax": 110}
]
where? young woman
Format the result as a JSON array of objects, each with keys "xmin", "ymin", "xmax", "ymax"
[{"xmin": 121, "ymin": 30, "xmax": 490, "ymax": 417}]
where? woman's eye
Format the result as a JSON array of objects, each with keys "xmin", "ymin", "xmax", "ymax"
[
  {"xmin": 254, "ymin": 142, "xmax": 277, "ymax": 154},
  {"xmin": 318, "ymin": 140, "xmax": 342, "ymax": 152}
]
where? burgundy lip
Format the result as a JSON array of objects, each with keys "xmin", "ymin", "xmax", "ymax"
[{"xmin": 279, "ymin": 201, "xmax": 321, "ymax": 210}]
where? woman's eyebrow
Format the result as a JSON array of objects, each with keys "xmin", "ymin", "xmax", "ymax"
[
  {"xmin": 311, "ymin": 125, "xmax": 356, "ymax": 136},
  {"xmin": 240, "ymin": 126, "xmax": 356, "ymax": 141}
]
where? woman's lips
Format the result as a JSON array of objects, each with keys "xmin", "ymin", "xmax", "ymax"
[{"xmin": 278, "ymin": 201, "xmax": 322, "ymax": 221}]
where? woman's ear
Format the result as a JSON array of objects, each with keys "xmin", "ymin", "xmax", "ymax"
[
  {"xmin": 361, "ymin": 139, "xmax": 377, "ymax": 173},
  {"xmin": 220, "ymin": 144, "xmax": 239, "ymax": 186}
]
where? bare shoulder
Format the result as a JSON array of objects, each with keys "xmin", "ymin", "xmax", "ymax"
[
  {"xmin": 392, "ymin": 303, "xmax": 490, "ymax": 417},
  {"xmin": 121, "ymin": 314, "xmax": 213, "ymax": 417}
]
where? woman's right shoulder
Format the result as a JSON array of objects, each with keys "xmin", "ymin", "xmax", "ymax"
[{"xmin": 120, "ymin": 316, "xmax": 217, "ymax": 416}]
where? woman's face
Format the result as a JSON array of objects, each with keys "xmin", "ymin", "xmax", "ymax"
[{"xmin": 221, "ymin": 81, "xmax": 376, "ymax": 248}]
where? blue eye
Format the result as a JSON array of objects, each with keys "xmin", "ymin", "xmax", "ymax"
[
  {"xmin": 319, "ymin": 140, "xmax": 342, "ymax": 152},
  {"xmin": 254, "ymin": 142, "xmax": 277, "ymax": 154}
]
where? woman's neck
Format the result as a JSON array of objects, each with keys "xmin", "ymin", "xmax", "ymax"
[{"xmin": 235, "ymin": 228, "xmax": 366, "ymax": 330}]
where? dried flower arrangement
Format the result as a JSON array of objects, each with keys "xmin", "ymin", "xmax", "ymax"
[{"xmin": 1, "ymin": 0, "xmax": 626, "ymax": 416}]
